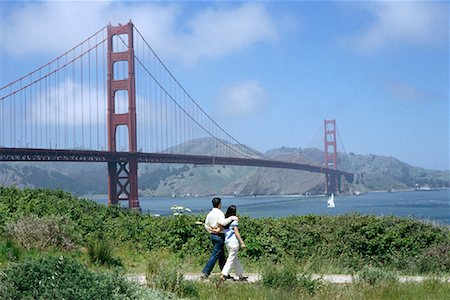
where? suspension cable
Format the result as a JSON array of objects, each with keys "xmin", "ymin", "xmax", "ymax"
[
  {"xmin": 133, "ymin": 25, "xmax": 262, "ymax": 158},
  {"xmin": 0, "ymin": 38, "xmax": 107, "ymax": 102},
  {"xmin": 0, "ymin": 26, "xmax": 107, "ymax": 92}
]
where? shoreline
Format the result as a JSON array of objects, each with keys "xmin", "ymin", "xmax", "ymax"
[{"xmin": 81, "ymin": 188, "xmax": 449, "ymax": 200}]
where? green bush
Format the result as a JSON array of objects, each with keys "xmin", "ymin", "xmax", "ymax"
[
  {"xmin": 262, "ymin": 263, "xmax": 299, "ymax": 290},
  {"xmin": 261, "ymin": 262, "xmax": 321, "ymax": 294},
  {"xmin": 357, "ymin": 265, "xmax": 397, "ymax": 285},
  {"xmin": 0, "ymin": 256, "xmax": 155, "ymax": 299},
  {"xmin": 87, "ymin": 239, "xmax": 122, "ymax": 267},
  {"xmin": 417, "ymin": 244, "xmax": 450, "ymax": 274},
  {"xmin": 146, "ymin": 254, "xmax": 198, "ymax": 298},
  {"xmin": 0, "ymin": 238, "xmax": 21, "ymax": 262}
]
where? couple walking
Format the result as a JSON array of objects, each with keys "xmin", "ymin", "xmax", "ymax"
[{"xmin": 202, "ymin": 197, "xmax": 247, "ymax": 281}]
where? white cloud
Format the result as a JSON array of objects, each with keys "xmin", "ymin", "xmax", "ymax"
[
  {"xmin": 217, "ymin": 80, "xmax": 268, "ymax": 116},
  {"xmin": 179, "ymin": 4, "xmax": 277, "ymax": 64},
  {"xmin": 0, "ymin": 2, "xmax": 278, "ymax": 65},
  {"xmin": 0, "ymin": 1, "xmax": 112, "ymax": 57},
  {"xmin": 348, "ymin": 1, "xmax": 448, "ymax": 51},
  {"xmin": 384, "ymin": 80, "xmax": 427, "ymax": 103},
  {"xmin": 28, "ymin": 79, "xmax": 107, "ymax": 127}
]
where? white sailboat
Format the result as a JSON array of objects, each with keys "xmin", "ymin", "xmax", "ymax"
[{"xmin": 327, "ymin": 194, "xmax": 335, "ymax": 208}]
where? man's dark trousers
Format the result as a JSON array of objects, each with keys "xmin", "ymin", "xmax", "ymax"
[{"xmin": 202, "ymin": 234, "xmax": 225, "ymax": 276}]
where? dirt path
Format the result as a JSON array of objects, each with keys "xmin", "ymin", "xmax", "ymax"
[{"xmin": 126, "ymin": 273, "xmax": 450, "ymax": 285}]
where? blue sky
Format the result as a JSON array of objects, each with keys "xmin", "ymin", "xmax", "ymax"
[{"xmin": 0, "ymin": 1, "xmax": 448, "ymax": 170}]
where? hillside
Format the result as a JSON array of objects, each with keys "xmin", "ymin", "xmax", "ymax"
[{"xmin": 0, "ymin": 139, "xmax": 448, "ymax": 196}]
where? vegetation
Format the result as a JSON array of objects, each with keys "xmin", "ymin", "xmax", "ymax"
[
  {"xmin": 146, "ymin": 254, "xmax": 198, "ymax": 298},
  {"xmin": 87, "ymin": 239, "xmax": 123, "ymax": 267},
  {"xmin": 1, "ymin": 187, "xmax": 449, "ymax": 274},
  {"xmin": 261, "ymin": 261, "xmax": 322, "ymax": 294},
  {"xmin": 0, "ymin": 187, "xmax": 449, "ymax": 299},
  {"xmin": 5, "ymin": 214, "xmax": 77, "ymax": 250},
  {"xmin": 0, "ymin": 255, "xmax": 173, "ymax": 299}
]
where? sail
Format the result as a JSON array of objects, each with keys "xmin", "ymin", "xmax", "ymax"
[{"xmin": 327, "ymin": 194, "xmax": 335, "ymax": 208}]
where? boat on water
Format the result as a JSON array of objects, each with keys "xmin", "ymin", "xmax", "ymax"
[
  {"xmin": 416, "ymin": 186, "xmax": 440, "ymax": 192},
  {"xmin": 327, "ymin": 194, "xmax": 335, "ymax": 208}
]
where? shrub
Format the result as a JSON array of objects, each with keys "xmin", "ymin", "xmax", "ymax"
[
  {"xmin": 146, "ymin": 255, "xmax": 198, "ymax": 298},
  {"xmin": 357, "ymin": 265, "xmax": 397, "ymax": 286},
  {"xmin": 417, "ymin": 244, "xmax": 450, "ymax": 274},
  {"xmin": 5, "ymin": 214, "xmax": 77, "ymax": 251},
  {"xmin": 261, "ymin": 262, "xmax": 321, "ymax": 294},
  {"xmin": 0, "ymin": 238, "xmax": 21, "ymax": 262},
  {"xmin": 298, "ymin": 274, "xmax": 322, "ymax": 295},
  {"xmin": 0, "ymin": 256, "xmax": 155, "ymax": 299},
  {"xmin": 262, "ymin": 263, "xmax": 299, "ymax": 290},
  {"xmin": 87, "ymin": 239, "xmax": 122, "ymax": 267}
]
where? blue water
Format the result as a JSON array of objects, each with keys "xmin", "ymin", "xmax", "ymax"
[{"xmin": 93, "ymin": 190, "xmax": 450, "ymax": 225}]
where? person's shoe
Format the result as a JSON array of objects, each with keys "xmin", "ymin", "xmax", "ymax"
[
  {"xmin": 238, "ymin": 276, "xmax": 248, "ymax": 282},
  {"xmin": 220, "ymin": 274, "xmax": 234, "ymax": 281},
  {"xmin": 200, "ymin": 273, "xmax": 209, "ymax": 280}
]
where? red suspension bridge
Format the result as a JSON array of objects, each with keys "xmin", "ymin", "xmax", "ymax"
[{"xmin": 0, "ymin": 21, "xmax": 353, "ymax": 209}]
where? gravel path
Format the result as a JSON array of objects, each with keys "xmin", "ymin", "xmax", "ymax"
[{"xmin": 126, "ymin": 273, "xmax": 450, "ymax": 285}]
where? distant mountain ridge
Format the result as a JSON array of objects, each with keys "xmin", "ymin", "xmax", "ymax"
[{"xmin": 1, "ymin": 139, "xmax": 448, "ymax": 196}]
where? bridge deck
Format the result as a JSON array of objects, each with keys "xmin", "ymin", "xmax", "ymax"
[{"xmin": 0, "ymin": 148, "xmax": 353, "ymax": 182}]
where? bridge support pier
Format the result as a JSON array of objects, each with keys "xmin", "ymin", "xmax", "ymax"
[
  {"xmin": 108, "ymin": 157, "xmax": 139, "ymax": 208},
  {"xmin": 325, "ymin": 173, "xmax": 341, "ymax": 195}
]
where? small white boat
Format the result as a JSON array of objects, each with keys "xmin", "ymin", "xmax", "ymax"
[{"xmin": 327, "ymin": 194, "xmax": 335, "ymax": 208}]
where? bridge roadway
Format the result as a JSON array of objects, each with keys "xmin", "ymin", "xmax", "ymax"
[{"xmin": 0, "ymin": 147, "xmax": 354, "ymax": 182}]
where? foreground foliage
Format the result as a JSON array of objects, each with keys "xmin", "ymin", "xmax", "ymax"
[
  {"xmin": 0, "ymin": 256, "xmax": 173, "ymax": 300},
  {"xmin": 0, "ymin": 187, "xmax": 449, "ymax": 275},
  {"xmin": 1, "ymin": 187, "xmax": 450, "ymax": 299},
  {"xmin": 5, "ymin": 214, "xmax": 76, "ymax": 250}
]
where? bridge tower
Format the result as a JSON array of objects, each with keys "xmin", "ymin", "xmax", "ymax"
[
  {"xmin": 107, "ymin": 21, "xmax": 139, "ymax": 208},
  {"xmin": 324, "ymin": 119, "xmax": 340, "ymax": 195}
]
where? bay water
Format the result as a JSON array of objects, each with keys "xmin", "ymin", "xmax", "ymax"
[{"xmin": 93, "ymin": 189, "xmax": 449, "ymax": 225}]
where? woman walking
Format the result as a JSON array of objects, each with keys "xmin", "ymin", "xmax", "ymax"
[{"xmin": 220, "ymin": 205, "xmax": 247, "ymax": 281}]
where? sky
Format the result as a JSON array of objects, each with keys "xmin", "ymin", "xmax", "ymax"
[{"xmin": 0, "ymin": 1, "xmax": 449, "ymax": 171}]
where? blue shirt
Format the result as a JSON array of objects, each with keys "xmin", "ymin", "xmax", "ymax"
[{"xmin": 224, "ymin": 220, "xmax": 239, "ymax": 244}]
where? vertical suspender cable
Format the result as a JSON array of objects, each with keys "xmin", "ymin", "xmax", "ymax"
[
  {"xmin": 45, "ymin": 72, "xmax": 48, "ymax": 147},
  {"xmin": 56, "ymin": 58, "xmax": 59, "ymax": 148},
  {"xmin": 159, "ymin": 62, "xmax": 163, "ymax": 152},
  {"xmin": 39, "ymin": 70, "xmax": 42, "ymax": 148},
  {"xmin": 154, "ymin": 54, "xmax": 158, "ymax": 152},
  {"xmin": 96, "ymin": 33, "xmax": 99, "ymax": 150},
  {"xmin": 102, "ymin": 30, "xmax": 108, "ymax": 149},
  {"xmin": 19, "ymin": 81, "xmax": 21, "ymax": 147},
  {"xmin": 164, "ymin": 72, "xmax": 168, "ymax": 152},
  {"xmin": 73, "ymin": 50, "xmax": 76, "ymax": 148},
  {"xmin": 12, "ymin": 86, "xmax": 15, "ymax": 147},
  {"xmin": 337, "ymin": 126, "xmax": 347, "ymax": 155},
  {"xmin": 80, "ymin": 43, "xmax": 84, "ymax": 149},
  {"xmin": 22, "ymin": 79, "xmax": 26, "ymax": 148},
  {"xmin": 88, "ymin": 38, "xmax": 92, "ymax": 150},
  {"xmin": 28, "ymin": 77, "xmax": 32, "ymax": 148},
  {"xmin": 64, "ymin": 55, "xmax": 68, "ymax": 149}
]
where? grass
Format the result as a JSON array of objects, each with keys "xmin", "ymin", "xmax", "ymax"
[
  {"xmin": 2, "ymin": 235, "xmax": 450, "ymax": 300},
  {"xmin": 139, "ymin": 252, "xmax": 450, "ymax": 300},
  {"xmin": 160, "ymin": 279, "xmax": 450, "ymax": 300}
]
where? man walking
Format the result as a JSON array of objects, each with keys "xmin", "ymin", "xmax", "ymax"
[{"xmin": 202, "ymin": 197, "xmax": 238, "ymax": 278}]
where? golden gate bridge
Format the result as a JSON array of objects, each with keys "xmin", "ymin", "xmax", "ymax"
[{"xmin": 0, "ymin": 21, "xmax": 353, "ymax": 209}]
